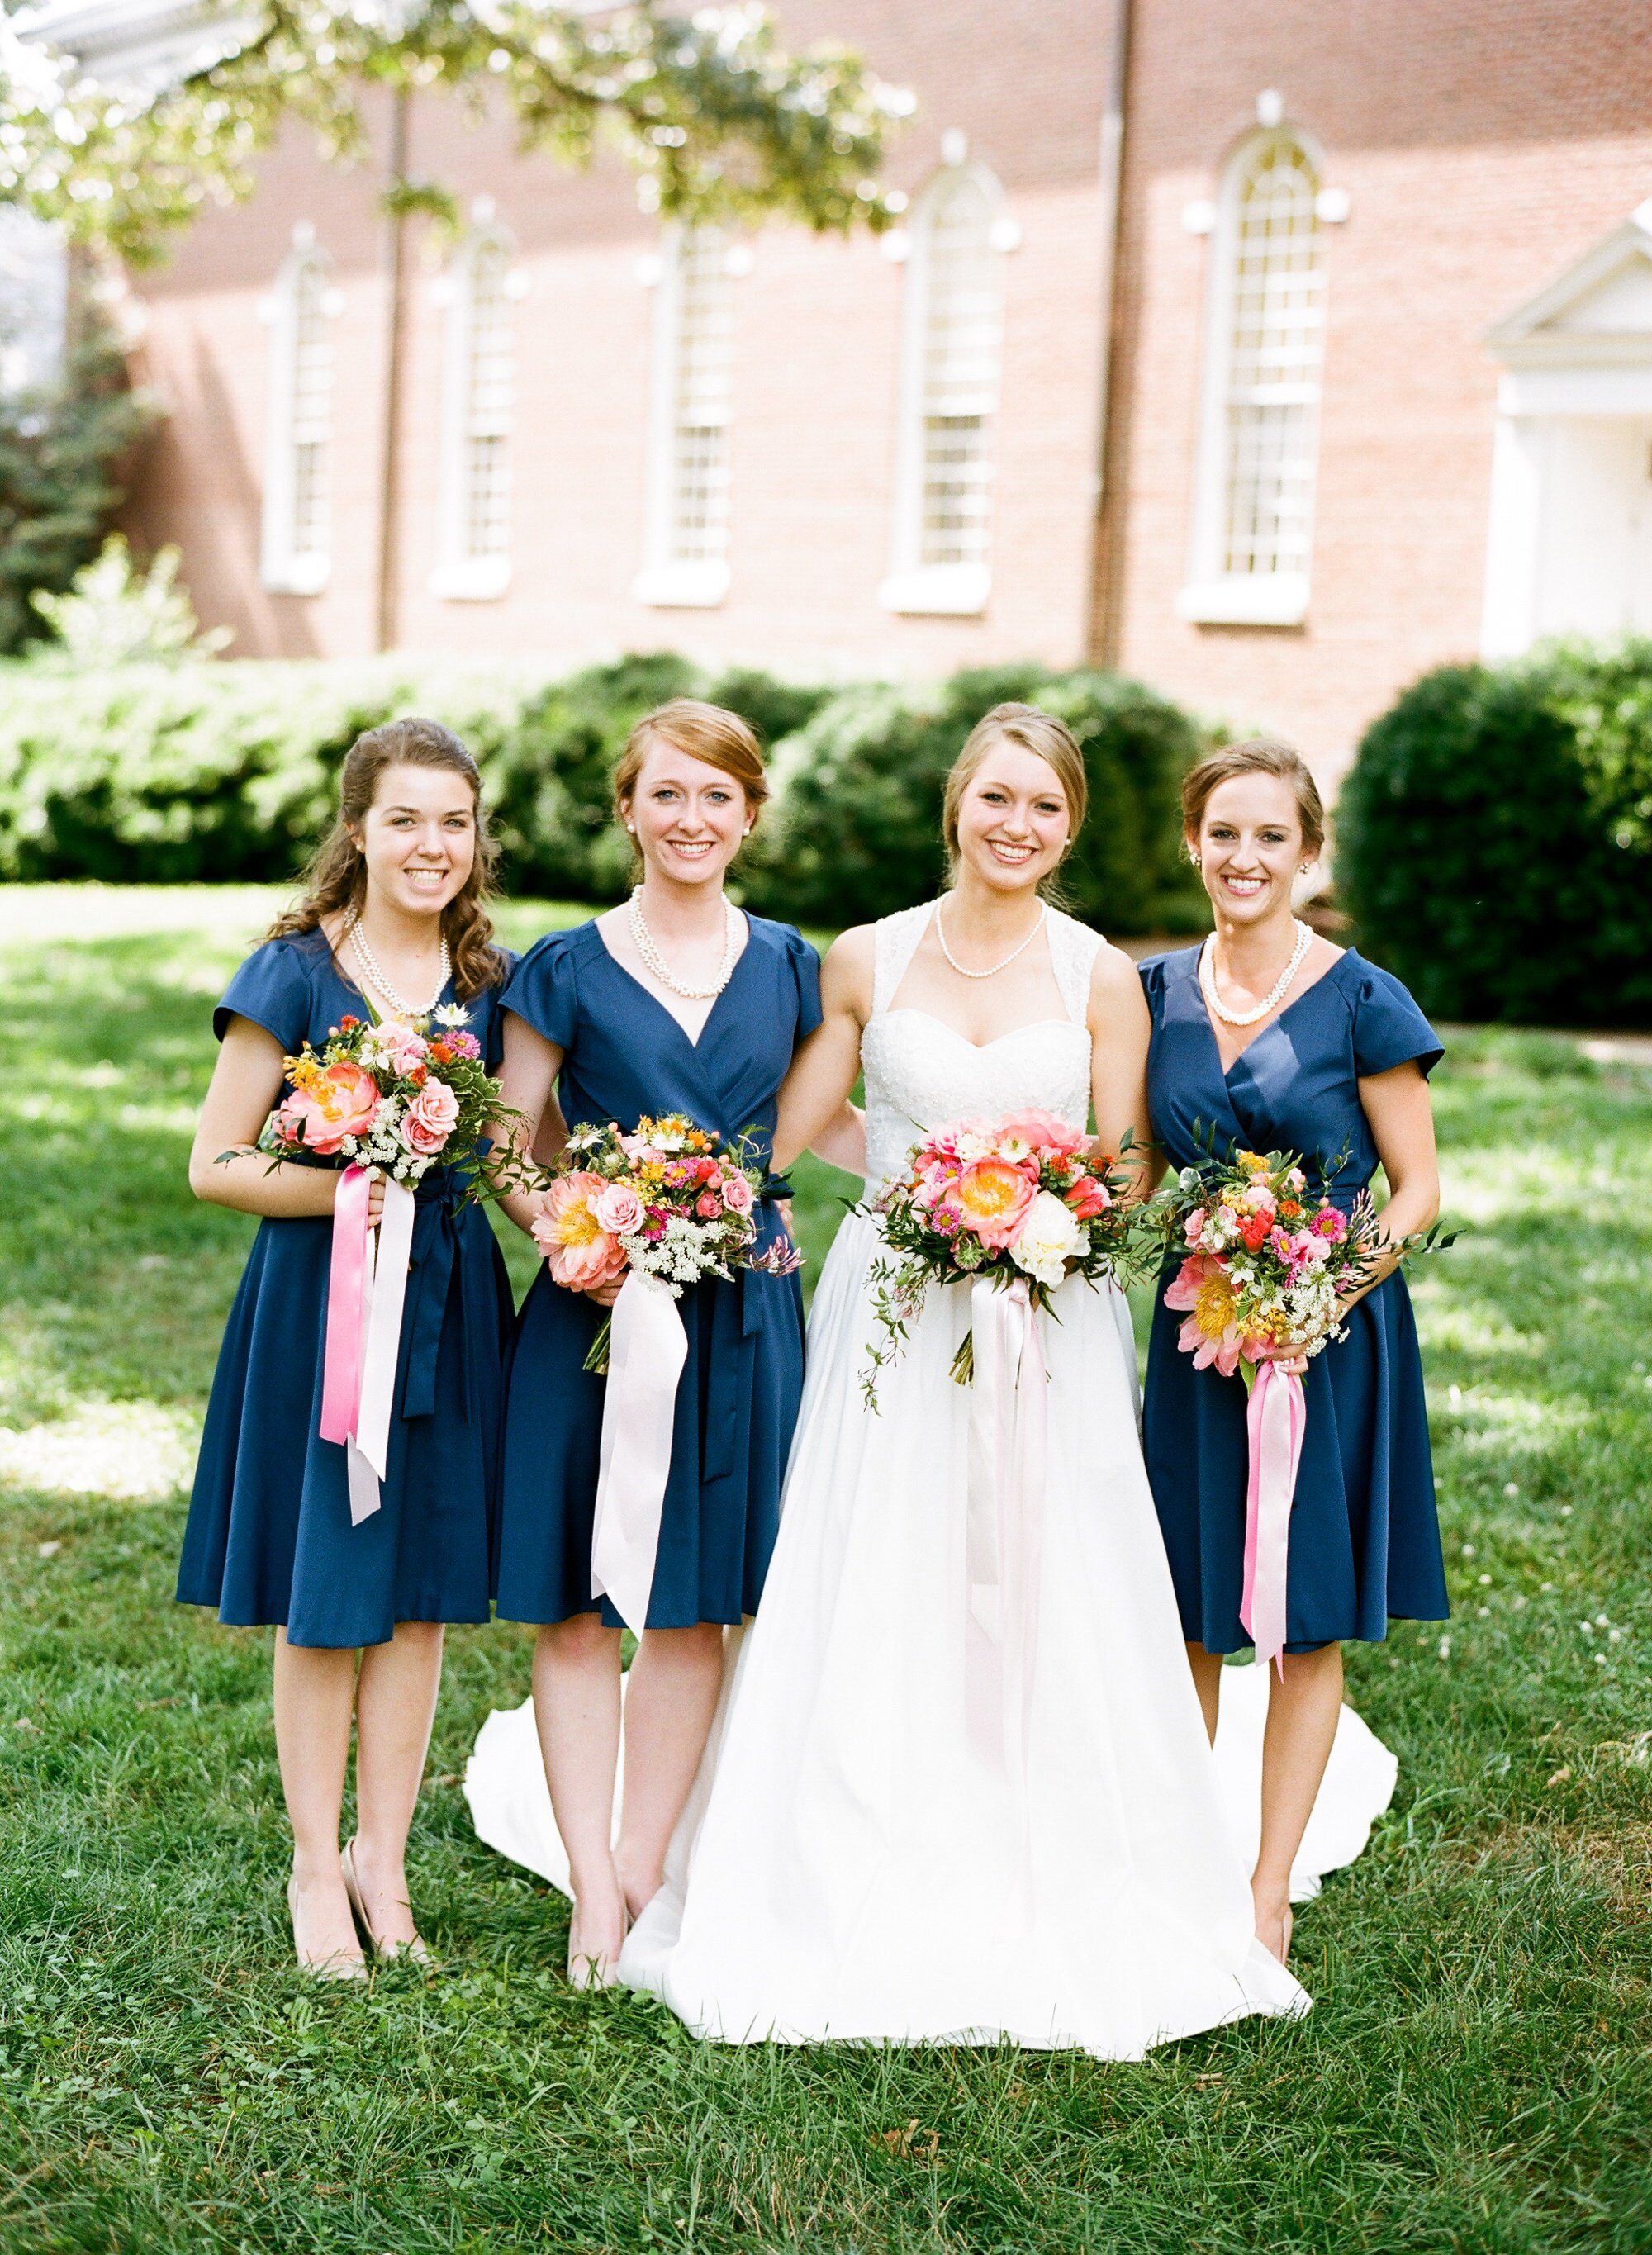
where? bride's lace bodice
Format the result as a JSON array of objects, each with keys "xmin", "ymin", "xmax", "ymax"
[{"xmin": 861, "ymin": 902, "xmax": 1101, "ymax": 1193}]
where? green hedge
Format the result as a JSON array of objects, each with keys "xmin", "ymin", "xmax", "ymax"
[
  {"xmin": 0, "ymin": 651, "xmax": 1206, "ymax": 934},
  {"xmin": 1337, "ymin": 640, "xmax": 1652, "ymax": 1028}
]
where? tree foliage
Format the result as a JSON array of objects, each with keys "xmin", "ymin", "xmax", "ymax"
[{"xmin": 0, "ymin": 2, "xmax": 909, "ymax": 267}]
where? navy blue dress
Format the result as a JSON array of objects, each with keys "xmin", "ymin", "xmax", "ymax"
[
  {"xmin": 177, "ymin": 930, "xmax": 516, "ymax": 1650},
  {"xmin": 1139, "ymin": 946, "xmax": 1450, "ymax": 1654},
  {"xmin": 493, "ymin": 914, "xmax": 820, "ymax": 1630}
]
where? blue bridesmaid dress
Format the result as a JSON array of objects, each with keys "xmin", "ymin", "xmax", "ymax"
[
  {"xmin": 492, "ymin": 914, "xmax": 820, "ymax": 1630},
  {"xmin": 177, "ymin": 928, "xmax": 516, "ymax": 1650},
  {"xmin": 1139, "ymin": 945, "xmax": 1450, "ymax": 1653}
]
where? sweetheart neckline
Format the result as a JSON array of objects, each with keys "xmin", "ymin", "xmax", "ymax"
[{"xmin": 870, "ymin": 1006, "xmax": 1087, "ymax": 1056}]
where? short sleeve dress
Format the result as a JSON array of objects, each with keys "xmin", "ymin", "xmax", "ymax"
[
  {"xmin": 1139, "ymin": 944, "xmax": 1450, "ymax": 1653},
  {"xmin": 176, "ymin": 929, "xmax": 517, "ymax": 1650},
  {"xmin": 492, "ymin": 914, "xmax": 822, "ymax": 1630}
]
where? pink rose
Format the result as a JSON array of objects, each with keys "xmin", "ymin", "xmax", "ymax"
[
  {"xmin": 282, "ymin": 1061, "xmax": 380, "ymax": 1155},
  {"xmin": 532, "ymin": 1172, "xmax": 629, "ymax": 1291},
  {"xmin": 402, "ymin": 1079, "xmax": 461, "ymax": 1156},
  {"xmin": 695, "ymin": 1189, "xmax": 724, "ymax": 1220},
  {"xmin": 1184, "ymin": 1206, "xmax": 1207, "ymax": 1244},
  {"xmin": 721, "ymin": 1172, "xmax": 754, "ymax": 1217},
  {"xmin": 1000, "ymin": 1109, "xmax": 1089, "ymax": 1160},
  {"xmin": 594, "ymin": 1182, "xmax": 644, "ymax": 1236}
]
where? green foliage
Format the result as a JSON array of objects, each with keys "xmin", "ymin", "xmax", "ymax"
[
  {"xmin": 740, "ymin": 662, "xmax": 1208, "ymax": 933},
  {"xmin": 1337, "ymin": 641, "xmax": 1652, "ymax": 1027},
  {"xmin": 0, "ymin": 339, "xmax": 158, "ymax": 655},
  {"xmin": 0, "ymin": 3, "xmax": 909, "ymax": 269},
  {"xmin": 28, "ymin": 534, "xmax": 230, "ymax": 667},
  {"xmin": 2, "ymin": 896, "xmax": 1650, "ymax": 2249},
  {"xmin": 0, "ymin": 654, "xmax": 1207, "ymax": 933}
]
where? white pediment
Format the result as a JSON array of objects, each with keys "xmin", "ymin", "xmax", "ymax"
[{"xmin": 1488, "ymin": 206, "xmax": 1652, "ymax": 367}]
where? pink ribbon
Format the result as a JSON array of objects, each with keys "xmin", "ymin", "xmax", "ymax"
[
  {"xmin": 965, "ymin": 1275, "xmax": 1047, "ymax": 1785},
  {"xmin": 319, "ymin": 1165, "xmax": 417, "ymax": 1525},
  {"xmin": 590, "ymin": 1270, "xmax": 690, "ymax": 1633},
  {"xmin": 1241, "ymin": 1358, "xmax": 1308, "ymax": 1677}
]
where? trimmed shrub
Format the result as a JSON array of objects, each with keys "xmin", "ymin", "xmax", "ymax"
[
  {"xmin": 0, "ymin": 650, "xmax": 1208, "ymax": 935},
  {"xmin": 1336, "ymin": 640, "xmax": 1652, "ymax": 1027}
]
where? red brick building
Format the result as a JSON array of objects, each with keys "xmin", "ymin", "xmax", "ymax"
[{"xmin": 26, "ymin": 0, "xmax": 1652, "ymax": 782}]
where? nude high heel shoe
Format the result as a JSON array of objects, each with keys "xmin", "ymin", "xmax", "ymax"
[{"xmin": 340, "ymin": 1838, "xmax": 431, "ymax": 1965}]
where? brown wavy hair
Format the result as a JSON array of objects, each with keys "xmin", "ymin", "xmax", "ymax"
[{"xmin": 266, "ymin": 717, "xmax": 506, "ymax": 999}]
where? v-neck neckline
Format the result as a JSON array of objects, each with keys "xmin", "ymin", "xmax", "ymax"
[
  {"xmin": 1189, "ymin": 942, "xmax": 1354, "ymax": 1081},
  {"xmin": 593, "ymin": 913, "xmax": 753, "ymax": 1053},
  {"xmin": 319, "ymin": 932, "xmax": 456, "ymax": 1021}
]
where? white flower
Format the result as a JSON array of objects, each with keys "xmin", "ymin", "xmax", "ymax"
[
  {"xmin": 1009, "ymin": 1190, "xmax": 1083, "ymax": 1291},
  {"xmin": 434, "ymin": 1003, "xmax": 472, "ymax": 1028}
]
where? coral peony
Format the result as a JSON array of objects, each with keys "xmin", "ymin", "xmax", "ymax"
[
  {"xmin": 282, "ymin": 1060, "xmax": 380, "ymax": 1155},
  {"xmin": 999, "ymin": 1108, "xmax": 1089, "ymax": 1161},
  {"xmin": 953, "ymin": 1156, "xmax": 1038, "ymax": 1248},
  {"xmin": 533, "ymin": 1172, "xmax": 629, "ymax": 1290},
  {"xmin": 1164, "ymin": 1254, "xmax": 1246, "ymax": 1376}
]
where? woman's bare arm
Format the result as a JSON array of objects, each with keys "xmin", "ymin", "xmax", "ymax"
[
  {"xmin": 771, "ymin": 926, "xmax": 875, "ymax": 1175},
  {"xmin": 1343, "ymin": 1061, "xmax": 1441, "ymax": 1309},
  {"xmin": 188, "ymin": 1020, "xmax": 384, "ymax": 1222},
  {"xmin": 491, "ymin": 1013, "xmax": 566, "ymax": 1237},
  {"xmin": 1087, "ymin": 947, "xmax": 1161, "ymax": 1202}
]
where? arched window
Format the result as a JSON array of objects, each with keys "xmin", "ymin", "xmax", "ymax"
[
  {"xmin": 434, "ymin": 216, "xmax": 518, "ymax": 600},
  {"xmin": 1181, "ymin": 131, "xmax": 1327, "ymax": 625},
  {"xmin": 636, "ymin": 226, "xmax": 735, "ymax": 607},
  {"xmin": 260, "ymin": 228, "xmax": 335, "ymax": 595},
  {"xmin": 882, "ymin": 157, "xmax": 1011, "ymax": 616}
]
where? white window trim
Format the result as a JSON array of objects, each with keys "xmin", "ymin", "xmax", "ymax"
[
  {"xmin": 880, "ymin": 154, "xmax": 1012, "ymax": 619},
  {"xmin": 1180, "ymin": 127, "xmax": 1327, "ymax": 629},
  {"xmin": 259, "ymin": 229, "xmax": 335, "ymax": 596},
  {"xmin": 634, "ymin": 226, "xmax": 738, "ymax": 610},
  {"xmin": 431, "ymin": 212, "xmax": 521, "ymax": 602}
]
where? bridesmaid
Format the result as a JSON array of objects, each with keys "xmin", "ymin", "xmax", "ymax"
[
  {"xmin": 491, "ymin": 699, "xmax": 835, "ymax": 1990},
  {"xmin": 1139, "ymin": 737, "xmax": 1449, "ymax": 1962},
  {"xmin": 179, "ymin": 719, "xmax": 515, "ymax": 1977}
]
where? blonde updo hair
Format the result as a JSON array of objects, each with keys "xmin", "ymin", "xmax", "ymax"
[
  {"xmin": 612, "ymin": 698, "xmax": 770, "ymax": 867},
  {"xmin": 1181, "ymin": 736, "xmax": 1326, "ymax": 860},
  {"xmin": 942, "ymin": 704, "xmax": 1089, "ymax": 880}
]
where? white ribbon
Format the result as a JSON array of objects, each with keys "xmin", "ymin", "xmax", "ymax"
[
  {"xmin": 965, "ymin": 1275, "xmax": 1047, "ymax": 1778},
  {"xmin": 344, "ymin": 1177, "xmax": 416, "ymax": 1526},
  {"xmin": 590, "ymin": 1270, "xmax": 690, "ymax": 1633}
]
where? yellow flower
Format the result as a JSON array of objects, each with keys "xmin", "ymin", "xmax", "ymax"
[
  {"xmin": 1238, "ymin": 1151, "xmax": 1270, "ymax": 1176},
  {"xmin": 1193, "ymin": 1268, "xmax": 1237, "ymax": 1341}
]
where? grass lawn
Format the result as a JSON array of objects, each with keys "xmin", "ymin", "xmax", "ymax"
[{"xmin": 1, "ymin": 884, "xmax": 1649, "ymax": 2254}]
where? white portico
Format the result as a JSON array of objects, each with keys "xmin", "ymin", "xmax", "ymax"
[{"xmin": 1481, "ymin": 203, "xmax": 1652, "ymax": 658}]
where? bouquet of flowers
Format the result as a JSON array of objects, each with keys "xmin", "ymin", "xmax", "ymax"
[
  {"xmin": 861, "ymin": 1109, "xmax": 1142, "ymax": 1402},
  {"xmin": 532, "ymin": 1113, "xmax": 801, "ymax": 1374},
  {"xmin": 1146, "ymin": 1142, "xmax": 1455, "ymax": 1668},
  {"xmin": 262, "ymin": 1004, "xmax": 501, "ymax": 1184}
]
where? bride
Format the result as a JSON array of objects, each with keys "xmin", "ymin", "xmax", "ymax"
[{"xmin": 468, "ymin": 703, "xmax": 1395, "ymax": 2058}]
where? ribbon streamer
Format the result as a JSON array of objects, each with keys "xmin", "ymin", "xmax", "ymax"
[
  {"xmin": 319, "ymin": 1165, "xmax": 417, "ymax": 1525},
  {"xmin": 965, "ymin": 1275, "xmax": 1047, "ymax": 1780},
  {"xmin": 1241, "ymin": 1357, "xmax": 1308, "ymax": 1676},
  {"xmin": 591, "ymin": 1270, "xmax": 690, "ymax": 1633}
]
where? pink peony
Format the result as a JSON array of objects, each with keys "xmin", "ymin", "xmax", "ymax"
[
  {"xmin": 953, "ymin": 1156, "xmax": 1038, "ymax": 1248},
  {"xmin": 1165, "ymin": 1253, "xmax": 1246, "ymax": 1377},
  {"xmin": 282, "ymin": 1061, "xmax": 380, "ymax": 1156},
  {"xmin": 402, "ymin": 1079, "xmax": 461, "ymax": 1156},
  {"xmin": 593, "ymin": 1182, "xmax": 644, "ymax": 1236},
  {"xmin": 695, "ymin": 1189, "xmax": 724, "ymax": 1220},
  {"xmin": 532, "ymin": 1172, "xmax": 629, "ymax": 1291},
  {"xmin": 1000, "ymin": 1108, "xmax": 1089, "ymax": 1160},
  {"xmin": 722, "ymin": 1171, "xmax": 754, "ymax": 1217}
]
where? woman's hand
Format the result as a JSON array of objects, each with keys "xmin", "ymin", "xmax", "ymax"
[
  {"xmin": 583, "ymin": 1275, "xmax": 627, "ymax": 1308},
  {"xmin": 1270, "ymin": 1345, "xmax": 1311, "ymax": 1378},
  {"xmin": 358, "ymin": 1170, "xmax": 387, "ymax": 1230}
]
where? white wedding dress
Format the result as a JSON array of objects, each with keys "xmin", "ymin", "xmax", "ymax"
[{"xmin": 466, "ymin": 904, "xmax": 1398, "ymax": 2058}]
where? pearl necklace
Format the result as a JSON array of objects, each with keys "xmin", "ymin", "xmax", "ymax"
[
  {"xmin": 934, "ymin": 896, "xmax": 1048, "ymax": 981},
  {"xmin": 628, "ymin": 888, "xmax": 742, "ymax": 1000},
  {"xmin": 346, "ymin": 911, "xmax": 451, "ymax": 1022},
  {"xmin": 1199, "ymin": 919, "xmax": 1313, "ymax": 1027}
]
